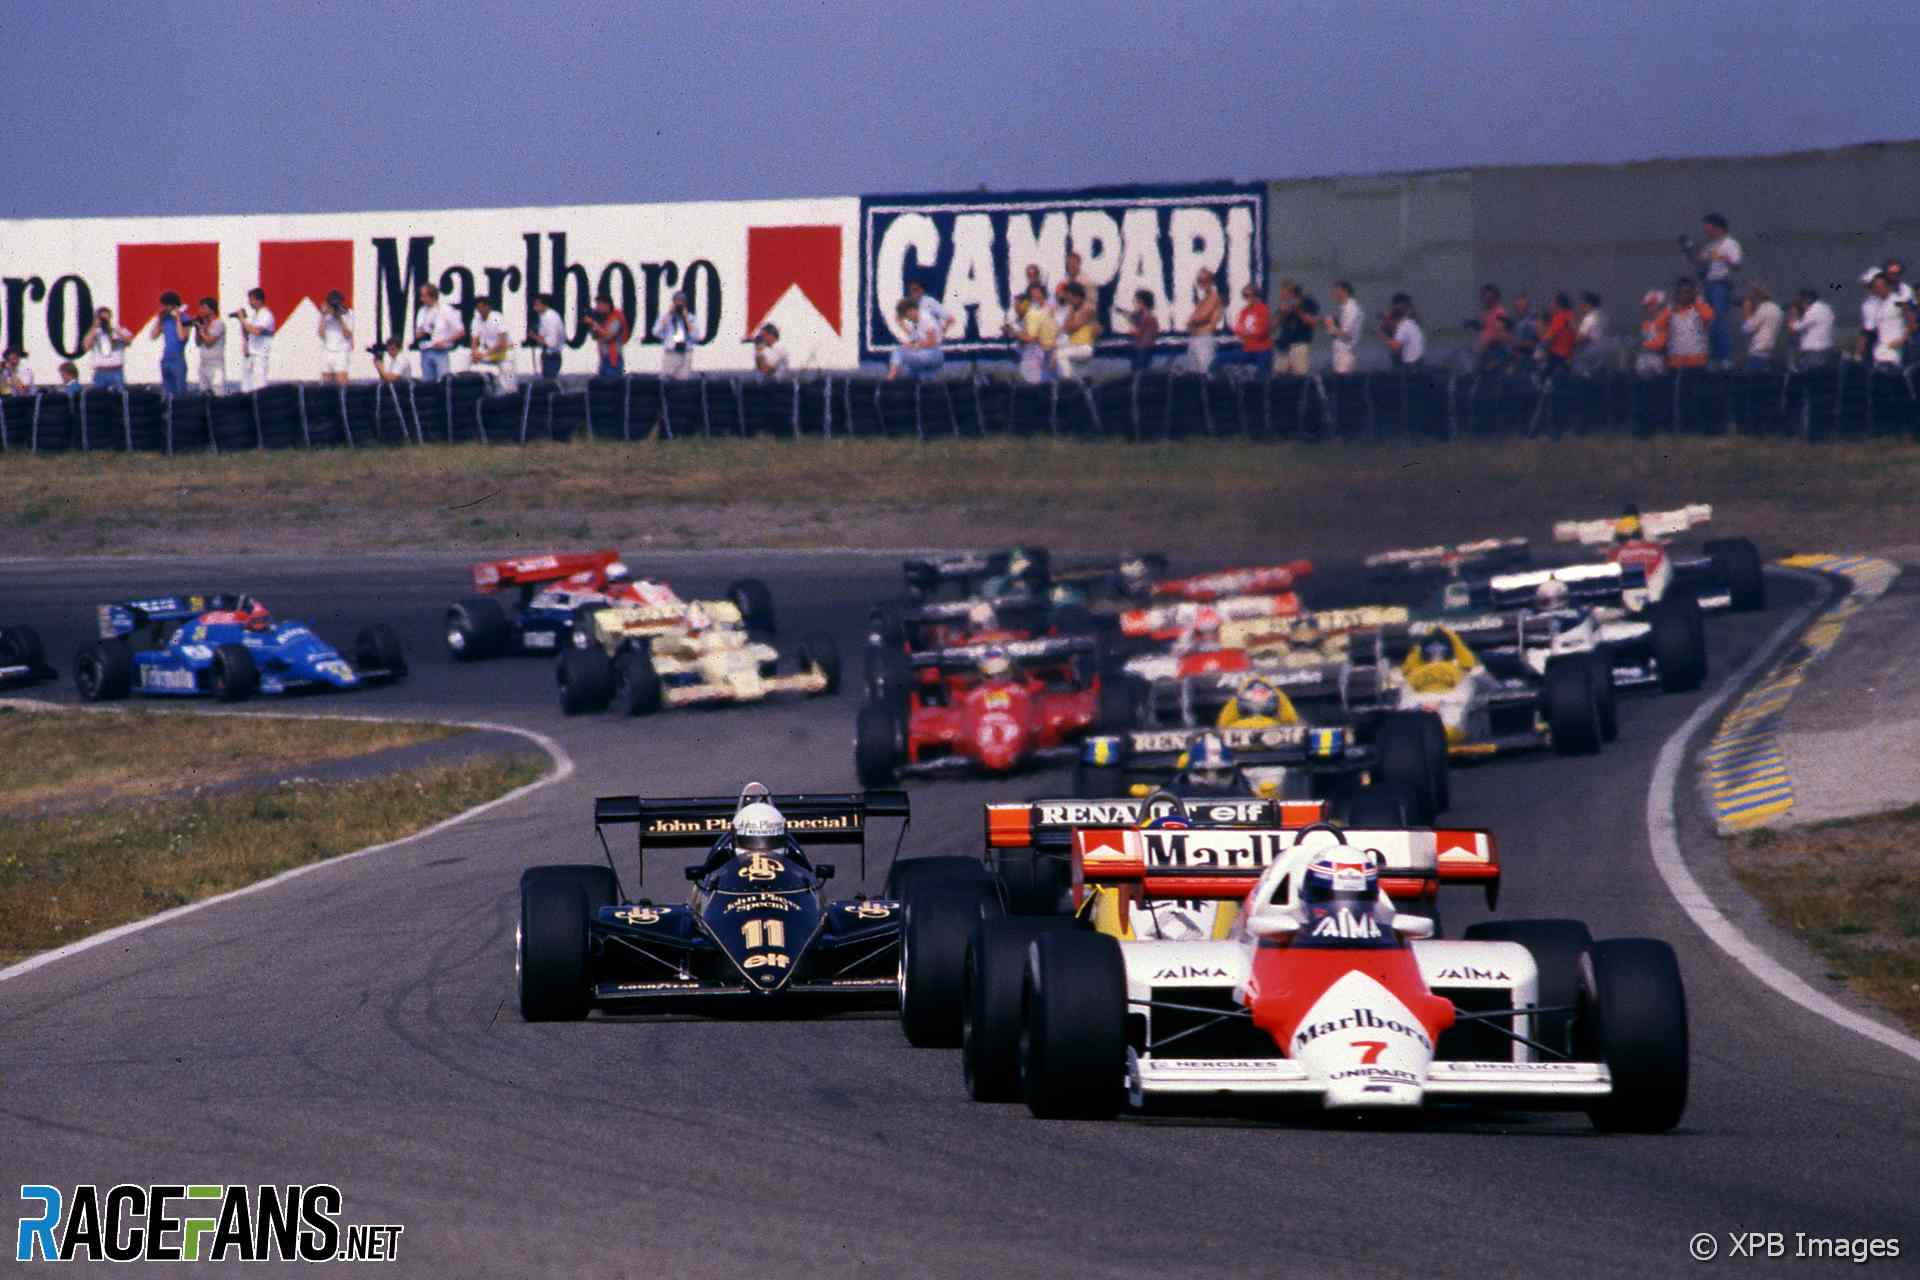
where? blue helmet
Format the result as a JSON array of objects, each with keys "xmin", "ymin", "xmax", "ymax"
[{"xmin": 1186, "ymin": 733, "xmax": 1238, "ymax": 791}]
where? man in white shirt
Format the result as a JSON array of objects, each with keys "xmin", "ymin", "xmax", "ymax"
[
  {"xmin": 886, "ymin": 297, "xmax": 945, "ymax": 381},
  {"xmin": 192, "ymin": 297, "xmax": 227, "ymax": 394},
  {"xmin": 1573, "ymin": 292, "xmax": 1612, "ymax": 374},
  {"xmin": 653, "ymin": 292, "xmax": 696, "ymax": 379},
  {"xmin": 238, "ymin": 288, "xmax": 275, "ymax": 391},
  {"xmin": 413, "ymin": 283, "xmax": 464, "ymax": 381},
  {"xmin": 317, "ymin": 290, "xmax": 354, "ymax": 385},
  {"xmin": 531, "ymin": 294, "xmax": 566, "ymax": 381},
  {"xmin": 1866, "ymin": 274, "xmax": 1908, "ymax": 369},
  {"xmin": 1694, "ymin": 213, "xmax": 1742, "ymax": 368},
  {"xmin": 1324, "ymin": 280, "xmax": 1362, "ymax": 374},
  {"xmin": 1787, "ymin": 289, "xmax": 1836, "ymax": 371},
  {"xmin": 1739, "ymin": 284, "xmax": 1784, "ymax": 372},
  {"xmin": 1381, "ymin": 292, "xmax": 1424, "ymax": 366},
  {"xmin": 752, "ymin": 324, "xmax": 791, "ymax": 380},
  {"xmin": 904, "ymin": 281, "xmax": 952, "ymax": 341},
  {"xmin": 376, "ymin": 337, "xmax": 415, "ymax": 382},
  {"xmin": 467, "ymin": 297, "xmax": 517, "ymax": 393},
  {"xmin": 81, "ymin": 306, "xmax": 133, "ymax": 388}
]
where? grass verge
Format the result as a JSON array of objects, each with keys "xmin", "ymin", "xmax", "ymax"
[
  {"xmin": 3, "ymin": 436, "xmax": 1918, "ymax": 558},
  {"xmin": 0, "ymin": 756, "xmax": 543, "ymax": 966},
  {"xmin": 1729, "ymin": 805, "xmax": 1920, "ymax": 1035},
  {"xmin": 0, "ymin": 705, "xmax": 459, "ymax": 817}
]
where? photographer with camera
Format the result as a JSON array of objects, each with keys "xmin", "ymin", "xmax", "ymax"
[
  {"xmin": 752, "ymin": 323, "xmax": 791, "ymax": 381},
  {"xmin": 316, "ymin": 290, "xmax": 354, "ymax": 385},
  {"xmin": 81, "ymin": 306, "xmax": 133, "ymax": 389},
  {"xmin": 192, "ymin": 297, "xmax": 227, "ymax": 394},
  {"xmin": 144, "ymin": 291, "xmax": 192, "ymax": 397},
  {"xmin": 467, "ymin": 296, "xmax": 516, "ymax": 394},
  {"xmin": 650, "ymin": 291, "xmax": 692, "ymax": 380},
  {"xmin": 233, "ymin": 288, "xmax": 275, "ymax": 391},
  {"xmin": 1680, "ymin": 214, "xmax": 1742, "ymax": 369},
  {"xmin": 412, "ymin": 283, "xmax": 464, "ymax": 381},
  {"xmin": 530, "ymin": 294, "xmax": 566, "ymax": 381}
]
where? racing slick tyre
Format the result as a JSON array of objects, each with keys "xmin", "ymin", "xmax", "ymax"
[
  {"xmin": 1649, "ymin": 596, "xmax": 1708, "ymax": 693},
  {"xmin": 865, "ymin": 645, "xmax": 912, "ymax": 713},
  {"xmin": 517, "ymin": 864, "xmax": 617, "ymax": 1021},
  {"xmin": 1075, "ymin": 761, "xmax": 1128, "ymax": 799},
  {"xmin": 1413, "ymin": 709, "xmax": 1451, "ymax": 811},
  {"xmin": 995, "ymin": 847, "xmax": 1070, "ymax": 915},
  {"xmin": 557, "ymin": 643, "xmax": 616, "ymax": 715},
  {"xmin": 1096, "ymin": 674, "xmax": 1143, "ymax": 732},
  {"xmin": 74, "ymin": 638, "xmax": 133, "ymax": 702},
  {"xmin": 210, "ymin": 644, "xmax": 260, "ymax": 703},
  {"xmin": 1705, "ymin": 537, "xmax": 1766, "ymax": 612},
  {"xmin": 1578, "ymin": 938, "xmax": 1689, "ymax": 1133},
  {"xmin": 1332, "ymin": 783, "xmax": 1418, "ymax": 829},
  {"xmin": 568, "ymin": 603, "xmax": 610, "ymax": 652},
  {"xmin": 1373, "ymin": 714, "xmax": 1440, "ymax": 824},
  {"xmin": 900, "ymin": 889, "xmax": 1000, "ymax": 1048},
  {"xmin": 1460, "ymin": 919, "xmax": 1594, "ymax": 1060},
  {"xmin": 886, "ymin": 855, "xmax": 993, "ymax": 904},
  {"xmin": 855, "ymin": 701, "xmax": 902, "ymax": 787},
  {"xmin": 614, "ymin": 649, "xmax": 663, "ymax": 716},
  {"xmin": 798, "ymin": 631, "xmax": 841, "ymax": 695},
  {"xmin": 355, "ymin": 623, "xmax": 408, "ymax": 679},
  {"xmin": 0, "ymin": 624, "xmax": 46, "ymax": 671},
  {"xmin": 964, "ymin": 916, "xmax": 1080, "ymax": 1102},
  {"xmin": 726, "ymin": 577, "xmax": 776, "ymax": 633},
  {"xmin": 1542, "ymin": 655, "xmax": 1603, "ymax": 756},
  {"xmin": 1021, "ymin": 931, "xmax": 1127, "ymax": 1120},
  {"xmin": 446, "ymin": 595, "xmax": 510, "ymax": 661},
  {"xmin": 1587, "ymin": 649, "xmax": 1619, "ymax": 743}
]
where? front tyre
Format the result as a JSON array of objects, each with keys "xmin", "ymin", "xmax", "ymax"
[
  {"xmin": 727, "ymin": 577, "xmax": 776, "ymax": 632},
  {"xmin": 210, "ymin": 644, "xmax": 260, "ymax": 702},
  {"xmin": 75, "ymin": 638, "xmax": 133, "ymax": 702},
  {"xmin": 355, "ymin": 623, "xmax": 408, "ymax": 678},
  {"xmin": 1542, "ymin": 655, "xmax": 1602, "ymax": 756},
  {"xmin": 517, "ymin": 865, "xmax": 615, "ymax": 1021},
  {"xmin": 1579, "ymin": 938, "xmax": 1689, "ymax": 1133},
  {"xmin": 446, "ymin": 595, "xmax": 510, "ymax": 661},
  {"xmin": 798, "ymin": 631, "xmax": 841, "ymax": 695},
  {"xmin": 855, "ymin": 701, "xmax": 901, "ymax": 787},
  {"xmin": 558, "ymin": 643, "xmax": 616, "ymax": 715}
]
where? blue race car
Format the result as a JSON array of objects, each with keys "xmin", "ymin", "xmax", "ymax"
[
  {"xmin": 73, "ymin": 594, "xmax": 406, "ymax": 702},
  {"xmin": 1, "ymin": 624, "xmax": 56, "ymax": 689}
]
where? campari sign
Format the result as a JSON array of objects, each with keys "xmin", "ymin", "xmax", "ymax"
[{"xmin": 858, "ymin": 183, "xmax": 1266, "ymax": 359}]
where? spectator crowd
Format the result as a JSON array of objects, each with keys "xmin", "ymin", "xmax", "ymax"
[{"xmin": 0, "ymin": 209, "xmax": 1913, "ymax": 400}]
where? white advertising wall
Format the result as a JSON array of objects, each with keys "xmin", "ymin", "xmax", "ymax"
[{"xmin": 0, "ymin": 198, "xmax": 860, "ymax": 386}]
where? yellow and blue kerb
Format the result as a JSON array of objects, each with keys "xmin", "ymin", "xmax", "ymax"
[{"xmin": 1703, "ymin": 555, "xmax": 1901, "ymax": 833}]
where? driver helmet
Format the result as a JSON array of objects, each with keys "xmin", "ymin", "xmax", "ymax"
[
  {"xmin": 1613, "ymin": 508, "xmax": 1642, "ymax": 543},
  {"xmin": 1236, "ymin": 678, "xmax": 1281, "ymax": 720},
  {"xmin": 1533, "ymin": 578, "xmax": 1571, "ymax": 611},
  {"xmin": 733, "ymin": 800, "xmax": 786, "ymax": 853},
  {"xmin": 1299, "ymin": 846, "xmax": 1381, "ymax": 906},
  {"xmin": 684, "ymin": 602, "xmax": 711, "ymax": 633},
  {"xmin": 1188, "ymin": 605, "xmax": 1223, "ymax": 648},
  {"xmin": 967, "ymin": 601, "xmax": 996, "ymax": 632},
  {"xmin": 1418, "ymin": 634, "xmax": 1453, "ymax": 665},
  {"xmin": 236, "ymin": 595, "xmax": 272, "ymax": 630},
  {"xmin": 1187, "ymin": 733, "xmax": 1238, "ymax": 790},
  {"xmin": 1048, "ymin": 581, "xmax": 1088, "ymax": 609},
  {"xmin": 1118, "ymin": 555, "xmax": 1154, "ymax": 597},
  {"xmin": 1141, "ymin": 809, "xmax": 1191, "ymax": 830},
  {"xmin": 978, "ymin": 645, "xmax": 1012, "ymax": 680},
  {"xmin": 604, "ymin": 560, "xmax": 633, "ymax": 586}
]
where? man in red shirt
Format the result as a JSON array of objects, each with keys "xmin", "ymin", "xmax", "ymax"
[
  {"xmin": 1223, "ymin": 284, "xmax": 1273, "ymax": 369},
  {"xmin": 1539, "ymin": 292, "xmax": 1577, "ymax": 375},
  {"xmin": 585, "ymin": 291, "xmax": 629, "ymax": 377}
]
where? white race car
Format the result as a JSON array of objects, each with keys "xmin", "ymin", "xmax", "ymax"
[{"xmin": 965, "ymin": 821, "xmax": 1687, "ymax": 1131}]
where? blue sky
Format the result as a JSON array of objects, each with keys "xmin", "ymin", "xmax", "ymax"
[{"xmin": 8, "ymin": 0, "xmax": 1919, "ymax": 218}]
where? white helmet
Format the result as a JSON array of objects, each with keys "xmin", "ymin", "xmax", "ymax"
[
  {"xmin": 734, "ymin": 801, "xmax": 786, "ymax": 853},
  {"xmin": 605, "ymin": 560, "xmax": 633, "ymax": 585},
  {"xmin": 1534, "ymin": 578, "xmax": 1570, "ymax": 610}
]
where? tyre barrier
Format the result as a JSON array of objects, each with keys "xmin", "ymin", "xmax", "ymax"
[{"xmin": 2, "ymin": 365, "xmax": 1916, "ymax": 456}]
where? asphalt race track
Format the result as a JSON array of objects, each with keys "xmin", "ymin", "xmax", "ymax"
[{"xmin": 3, "ymin": 553, "xmax": 1916, "ymax": 1278}]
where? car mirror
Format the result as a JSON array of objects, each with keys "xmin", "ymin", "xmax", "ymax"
[
  {"xmin": 814, "ymin": 863, "xmax": 835, "ymax": 881},
  {"xmin": 684, "ymin": 865, "xmax": 705, "ymax": 881}
]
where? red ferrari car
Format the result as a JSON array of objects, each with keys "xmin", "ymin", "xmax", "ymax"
[{"xmin": 855, "ymin": 637, "xmax": 1129, "ymax": 784}]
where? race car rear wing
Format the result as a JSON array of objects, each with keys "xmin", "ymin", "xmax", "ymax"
[
  {"xmin": 986, "ymin": 795, "xmax": 1327, "ymax": 854},
  {"xmin": 594, "ymin": 790, "xmax": 911, "ymax": 885},
  {"xmin": 1149, "ymin": 560, "xmax": 1314, "ymax": 602},
  {"xmin": 908, "ymin": 633, "xmax": 1094, "ymax": 672},
  {"xmin": 1087, "ymin": 723, "xmax": 1358, "ymax": 775},
  {"xmin": 96, "ymin": 593, "xmax": 226, "ymax": 638},
  {"xmin": 901, "ymin": 548, "xmax": 1051, "ymax": 597},
  {"xmin": 1553, "ymin": 504, "xmax": 1712, "ymax": 547},
  {"xmin": 471, "ymin": 549, "xmax": 619, "ymax": 592},
  {"xmin": 1118, "ymin": 592, "xmax": 1304, "ymax": 640},
  {"xmin": 1480, "ymin": 561, "xmax": 1648, "ymax": 611},
  {"xmin": 1066, "ymin": 825, "xmax": 1500, "ymax": 907},
  {"xmin": 1364, "ymin": 538, "xmax": 1531, "ymax": 579}
]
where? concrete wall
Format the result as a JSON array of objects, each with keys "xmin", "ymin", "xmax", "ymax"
[{"xmin": 1268, "ymin": 141, "xmax": 1920, "ymax": 365}]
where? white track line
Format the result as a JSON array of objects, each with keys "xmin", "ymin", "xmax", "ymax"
[
  {"xmin": 1646, "ymin": 569, "xmax": 1920, "ymax": 1067},
  {"xmin": 0, "ymin": 716, "xmax": 573, "ymax": 986}
]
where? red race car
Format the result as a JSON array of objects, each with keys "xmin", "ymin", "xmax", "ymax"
[{"xmin": 855, "ymin": 637, "xmax": 1131, "ymax": 785}]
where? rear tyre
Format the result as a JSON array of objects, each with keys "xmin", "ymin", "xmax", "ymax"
[
  {"xmin": 1649, "ymin": 596, "xmax": 1708, "ymax": 693},
  {"xmin": 1579, "ymin": 938, "xmax": 1689, "ymax": 1133},
  {"xmin": 568, "ymin": 603, "xmax": 609, "ymax": 652},
  {"xmin": 1460, "ymin": 918, "xmax": 1593, "ymax": 1059},
  {"xmin": 355, "ymin": 623, "xmax": 407, "ymax": 678},
  {"xmin": 727, "ymin": 577, "xmax": 776, "ymax": 632},
  {"xmin": 900, "ymin": 889, "xmax": 998, "ymax": 1048},
  {"xmin": 614, "ymin": 649, "xmax": 662, "ymax": 716},
  {"xmin": 1542, "ymin": 656, "xmax": 1602, "ymax": 756},
  {"xmin": 1021, "ymin": 931, "xmax": 1127, "ymax": 1120},
  {"xmin": 855, "ymin": 701, "xmax": 901, "ymax": 787},
  {"xmin": 1373, "ymin": 714, "xmax": 1439, "ymax": 824},
  {"xmin": 75, "ymin": 638, "xmax": 132, "ymax": 702},
  {"xmin": 995, "ymin": 848, "xmax": 1069, "ymax": 915},
  {"xmin": 1332, "ymin": 782, "xmax": 1417, "ymax": 828},
  {"xmin": 446, "ymin": 595, "xmax": 510, "ymax": 661},
  {"xmin": 557, "ymin": 643, "xmax": 615, "ymax": 714},
  {"xmin": 1705, "ymin": 537, "xmax": 1765, "ymax": 612},
  {"xmin": 210, "ymin": 644, "xmax": 260, "ymax": 703},
  {"xmin": 0, "ymin": 625, "xmax": 46, "ymax": 671},
  {"xmin": 965, "ymin": 917, "xmax": 1078, "ymax": 1101},
  {"xmin": 798, "ymin": 631, "xmax": 841, "ymax": 695},
  {"xmin": 1413, "ymin": 709, "xmax": 1450, "ymax": 811},
  {"xmin": 517, "ymin": 865, "xmax": 616, "ymax": 1021},
  {"xmin": 885, "ymin": 855, "xmax": 992, "ymax": 903},
  {"xmin": 1096, "ymin": 674, "xmax": 1141, "ymax": 732}
]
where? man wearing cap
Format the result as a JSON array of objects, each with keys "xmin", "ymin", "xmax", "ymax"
[{"xmin": 1636, "ymin": 289, "xmax": 1668, "ymax": 376}]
